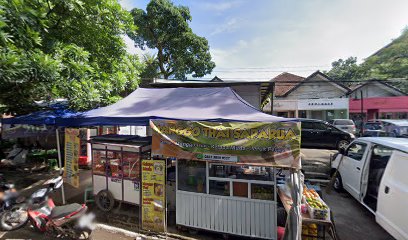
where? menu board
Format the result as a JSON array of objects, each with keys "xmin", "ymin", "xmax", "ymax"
[
  {"xmin": 141, "ymin": 160, "xmax": 166, "ymax": 232},
  {"xmin": 64, "ymin": 128, "xmax": 80, "ymax": 188}
]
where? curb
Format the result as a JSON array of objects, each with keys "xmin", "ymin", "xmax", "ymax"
[
  {"xmin": 95, "ymin": 224, "xmax": 199, "ymax": 240},
  {"xmin": 95, "ymin": 223, "xmax": 143, "ymax": 238}
]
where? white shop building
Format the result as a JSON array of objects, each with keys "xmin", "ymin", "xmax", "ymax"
[{"xmin": 264, "ymin": 71, "xmax": 350, "ymax": 121}]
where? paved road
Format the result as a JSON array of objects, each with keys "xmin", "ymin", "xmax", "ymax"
[{"xmin": 323, "ymin": 189, "xmax": 394, "ymax": 240}]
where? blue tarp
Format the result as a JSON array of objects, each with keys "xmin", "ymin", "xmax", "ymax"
[
  {"xmin": 2, "ymin": 109, "xmax": 77, "ymax": 125},
  {"xmin": 56, "ymin": 87, "xmax": 294, "ymax": 126}
]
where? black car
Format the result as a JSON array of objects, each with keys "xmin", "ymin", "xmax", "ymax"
[{"xmin": 298, "ymin": 118, "xmax": 355, "ymax": 150}]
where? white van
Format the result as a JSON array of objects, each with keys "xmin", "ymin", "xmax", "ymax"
[{"xmin": 331, "ymin": 137, "xmax": 408, "ymax": 240}]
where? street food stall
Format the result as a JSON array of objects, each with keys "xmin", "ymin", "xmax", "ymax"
[
  {"xmin": 56, "ymin": 87, "xmax": 319, "ymax": 239},
  {"xmin": 90, "ymin": 135, "xmax": 151, "ymax": 210},
  {"xmin": 149, "ymin": 119, "xmax": 302, "ymax": 239}
]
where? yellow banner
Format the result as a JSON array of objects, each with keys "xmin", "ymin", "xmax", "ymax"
[
  {"xmin": 151, "ymin": 119, "xmax": 301, "ymax": 169},
  {"xmin": 64, "ymin": 128, "xmax": 80, "ymax": 188},
  {"xmin": 141, "ymin": 160, "xmax": 166, "ymax": 233}
]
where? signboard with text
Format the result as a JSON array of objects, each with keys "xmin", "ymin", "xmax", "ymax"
[
  {"xmin": 64, "ymin": 128, "xmax": 80, "ymax": 188},
  {"xmin": 150, "ymin": 119, "xmax": 301, "ymax": 169},
  {"xmin": 141, "ymin": 160, "xmax": 166, "ymax": 232}
]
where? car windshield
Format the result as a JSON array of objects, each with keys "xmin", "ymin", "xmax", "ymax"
[
  {"xmin": 364, "ymin": 122, "xmax": 382, "ymax": 130},
  {"xmin": 334, "ymin": 120, "xmax": 354, "ymax": 125},
  {"xmin": 399, "ymin": 126, "xmax": 408, "ymax": 134}
]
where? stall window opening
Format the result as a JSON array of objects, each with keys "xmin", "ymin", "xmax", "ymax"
[
  {"xmin": 177, "ymin": 160, "xmax": 206, "ymax": 193},
  {"xmin": 209, "ymin": 164, "xmax": 274, "ymax": 181}
]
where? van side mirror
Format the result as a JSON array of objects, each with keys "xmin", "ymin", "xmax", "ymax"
[{"xmin": 339, "ymin": 148, "xmax": 346, "ymax": 155}]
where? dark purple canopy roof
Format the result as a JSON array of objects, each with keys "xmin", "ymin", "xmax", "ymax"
[{"xmin": 57, "ymin": 87, "xmax": 293, "ymax": 126}]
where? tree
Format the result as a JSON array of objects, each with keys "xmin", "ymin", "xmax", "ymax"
[
  {"xmin": 139, "ymin": 53, "xmax": 160, "ymax": 87},
  {"xmin": 0, "ymin": 0, "xmax": 143, "ymax": 114},
  {"xmin": 360, "ymin": 29, "xmax": 408, "ymax": 91},
  {"xmin": 129, "ymin": 0, "xmax": 215, "ymax": 79},
  {"xmin": 325, "ymin": 57, "xmax": 363, "ymax": 85},
  {"xmin": 325, "ymin": 28, "xmax": 408, "ymax": 92}
]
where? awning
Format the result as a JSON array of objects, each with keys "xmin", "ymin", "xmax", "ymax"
[
  {"xmin": 57, "ymin": 87, "xmax": 296, "ymax": 126},
  {"xmin": 2, "ymin": 109, "xmax": 76, "ymax": 125}
]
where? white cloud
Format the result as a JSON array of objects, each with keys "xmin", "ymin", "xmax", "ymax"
[
  {"xmin": 123, "ymin": 35, "xmax": 156, "ymax": 57},
  {"xmin": 119, "ymin": 0, "xmax": 136, "ymax": 11},
  {"xmin": 207, "ymin": 0, "xmax": 408, "ymax": 81},
  {"xmin": 201, "ymin": 1, "xmax": 243, "ymax": 12},
  {"xmin": 211, "ymin": 18, "xmax": 239, "ymax": 35}
]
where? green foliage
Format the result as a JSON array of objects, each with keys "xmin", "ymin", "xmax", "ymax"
[
  {"xmin": 139, "ymin": 53, "xmax": 160, "ymax": 86},
  {"xmin": 0, "ymin": 0, "xmax": 143, "ymax": 114},
  {"xmin": 325, "ymin": 57, "xmax": 364, "ymax": 85},
  {"xmin": 130, "ymin": 0, "xmax": 215, "ymax": 79},
  {"xmin": 326, "ymin": 29, "xmax": 408, "ymax": 92}
]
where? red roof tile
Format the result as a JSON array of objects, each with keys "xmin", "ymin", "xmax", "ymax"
[{"xmin": 273, "ymin": 72, "xmax": 305, "ymax": 97}]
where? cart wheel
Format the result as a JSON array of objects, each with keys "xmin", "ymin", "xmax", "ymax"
[{"xmin": 95, "ymin": 190, "xmax": 115, "ymax": 212}]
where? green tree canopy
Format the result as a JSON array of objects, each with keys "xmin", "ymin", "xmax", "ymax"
[
  {"xmin": 326, "ymin": 28, "xmax": 408, "ymax": 92},
  {"xmin": 130, "ymin": 0, "xmax": 215, "ymax": 79},
  {"xmin": 325, "ymin": 57, "xmax": 364, "ymax": 85},
  {"xmin": 0, "ymin": 0, "xmax": 143, "ymax": 114}
]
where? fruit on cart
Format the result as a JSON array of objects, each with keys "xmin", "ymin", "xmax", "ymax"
[
  {"xmin": 306, "ymin": 198, "xmax": 328, "ymax": 210},
  {"xmin": 303, "ymin": 188, "xmax": 319, "ymax": 200}
]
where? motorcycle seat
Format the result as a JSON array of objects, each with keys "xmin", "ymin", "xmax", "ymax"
[{"xmin": 50, "ymin": 203, "xmax": 83, "ymax": 219}]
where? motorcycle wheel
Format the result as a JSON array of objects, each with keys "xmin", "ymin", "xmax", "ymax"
[
  {"xmin": 76, "ymin": 229, "xmax": 93, "ymax": 240},
  {"xmin": 0, "ymin": 204, "xmax": 28, "ymax": 231}
]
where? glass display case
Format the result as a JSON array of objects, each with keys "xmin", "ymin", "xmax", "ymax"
[
  {"xmin": 122, "ymin": 152, "xmax": 140, "ymax": 180},
  {"xmin": 90, "ymin": 135, "xmax": 151, "ymax": 206}
]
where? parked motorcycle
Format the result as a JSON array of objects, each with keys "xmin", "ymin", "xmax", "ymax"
[
  {"xmin": 0, "ymin": 176, "xmax": 94, "ymax": 239},
  {"xmin": 0, "ymin": 174, "xmax": 28, "ymax": 231}
]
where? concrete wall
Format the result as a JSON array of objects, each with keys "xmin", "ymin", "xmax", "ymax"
[
  {"xmin": 285, "ymin": 74, "xmax": 347, "ymax": 99},
  {"xmin": 231, "ymin": 85, "xmax": 261, "ymax": 109}
]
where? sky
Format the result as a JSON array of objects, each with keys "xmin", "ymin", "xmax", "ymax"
[{"xmin": 121, "ymin": 0, "xmax": 408, "ymax": 81}]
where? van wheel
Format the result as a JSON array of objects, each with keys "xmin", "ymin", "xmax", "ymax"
[
  {"xmin": 337, "ymin": 140, "xmax": 349, "ymax": 150},
  {"xmin": 333, "ymin": 174, "xmax": 343, "ymax": 191}
]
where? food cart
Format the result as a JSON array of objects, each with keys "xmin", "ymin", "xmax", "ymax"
[{"xmin": 90, "ymin": 135, "xmax": 151, "ymax": 211}]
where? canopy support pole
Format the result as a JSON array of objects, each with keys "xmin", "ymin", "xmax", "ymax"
[
  {"xmin": 56, "ymin": 128, "xmax": 66, "ymax": 204},
  {"xmin": 283, "ymin": 168, "xmax": 303, "ymax": 240}
]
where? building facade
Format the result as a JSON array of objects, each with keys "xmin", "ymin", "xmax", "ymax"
[
  {"xmin": 264, "ymin": 71, "xmax": 350, "ymax": 121},
  {"xmin": 348, "ymin": 80, "xmax": 407, "ymax": 122}
]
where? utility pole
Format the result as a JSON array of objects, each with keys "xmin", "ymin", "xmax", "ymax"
[{"xmin": 360, "ymin": 90, "xmax": 364, "ymax": 134}]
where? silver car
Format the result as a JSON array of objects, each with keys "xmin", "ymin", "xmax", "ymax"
[
  {"xmin": 329, "ymin": 119, "xmax": 356, "ymax": 134},
  {"xmin": 380, "ymin": 119, "xmax": 408, "ymax": 137}
]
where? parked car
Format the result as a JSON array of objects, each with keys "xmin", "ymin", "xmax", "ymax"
[
  {"xmin": 331, "ymin": 137, "xmax": 408, "ymax": 240},
  {"xmin": 361, "ymin": 121, "xmax": 385, "ymax": 137},
  {"xmin": 380, "ymin": 119, "xmax": 408, "ymax": 138},
  {"xmin": 328, "ymin": 119, "xmax": 356, "ymax": 134},
  {"xmin": 298, "ymin": 118, "xmax": 355, "ymax": 150}
]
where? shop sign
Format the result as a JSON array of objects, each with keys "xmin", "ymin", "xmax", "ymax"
[
  {"xmin": 198, "ymin": 153, "xmax": 238, "ymax": 162},
  {"xmin": 298, "ymin": 98, "xmax": 348, "ymax": 110},
  {"xmin": 141, "ymin": 160, "xmax": 166, "ymax": 233},
  {"xmin": 150, "ymin": 120, "xmax": 301, "ymax": 169},
  {"xmin": 64, "ymin": 128, "xmax": 80, "ymax": 188}
]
